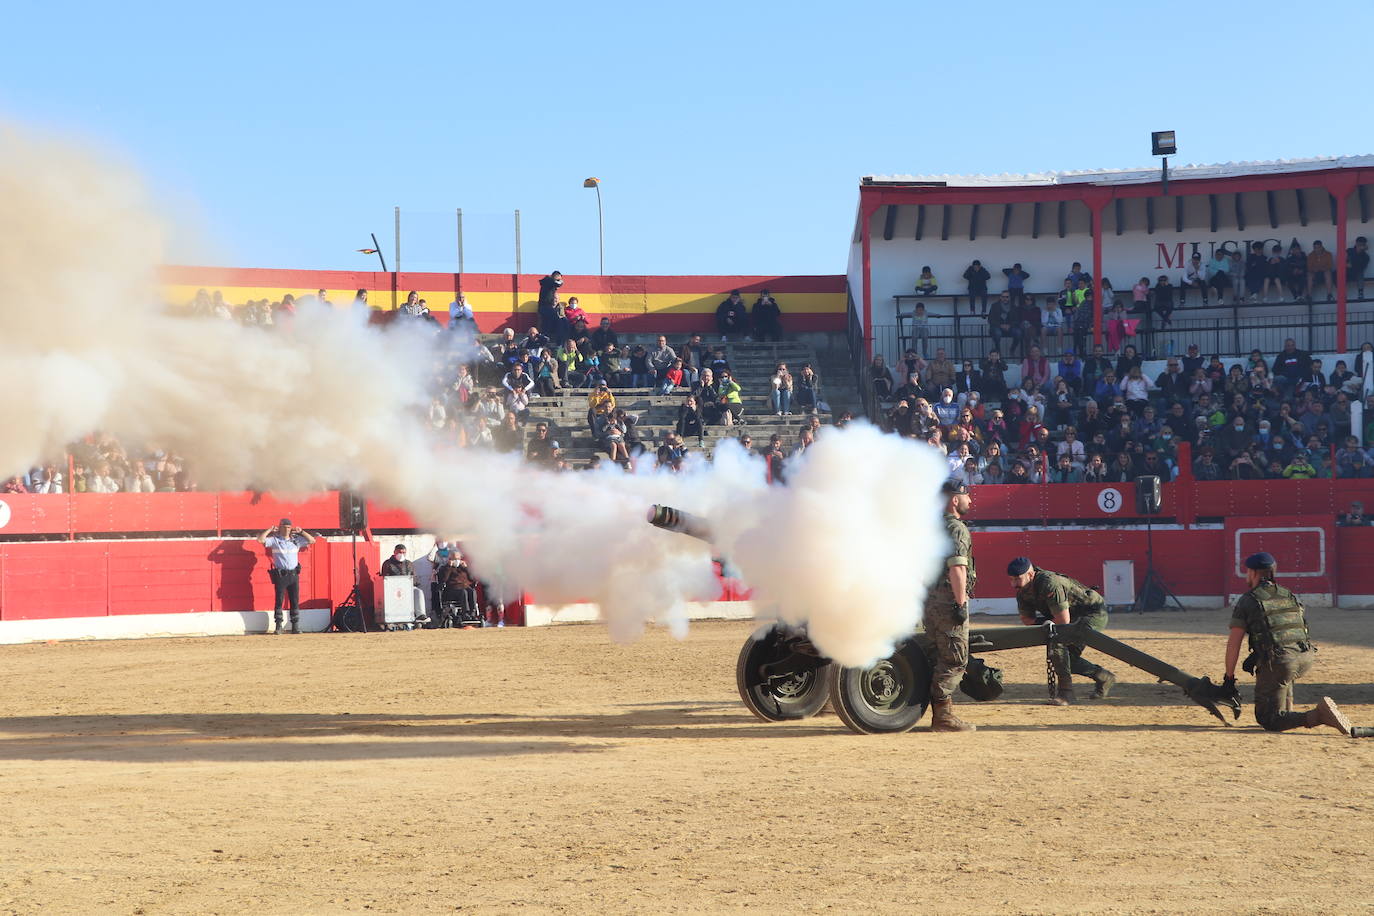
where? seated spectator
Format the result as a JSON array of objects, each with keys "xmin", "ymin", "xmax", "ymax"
[
  {"xmin": 763, "ymin": 361, "xmax": 792, "ymax": 415},
  {"xmin": 1056, "ymin": 427, "xmax": 1085, "ymax": 468},
  {"xmin": 1348, "ymin": 236, "xmax": 1370, "ymax": 299},
  {"xmin": 963, "ymin": 260, "xmax": 991, "ymax": 314},
  {"xmin": 1043, "ymin": 291, "xmax": 1066, "ymax": 354},
  {"xmin": 956, "ymin": 457, "xmax": 983, "ymax": 486},
  {"xmin": 1228, "ymin": 450, "xmax": 1263, "ymax": 480},
  {"xmin": 870, "ymin": 355, "xmax": 895, "ymax": 402},
  {"xmin": 1338, "ymin": 500, "xmax": 1371, "ymax": 526},
  {"xmin": 588, "ymin": 381, "xmax": 616, "ymax": 430},
  {"xmin": 715, "ymin": 290, "xmax": 749, "ymax": 341},
  {"xmin": 1094, "ymin": 370, "xmax": 1121, "ymax": 406},
  {"xmin": 1154, "ymin": 357, "xmax": 1189, "ymax": 406},
  {"xmin": 628, "ymin": 344, "xmax": 651, "ymax": 388},
  {"xmin": 1284, "ymin": 242, "xmax": 1309, "ymax": 299},
  {"xmin": 1006, "ymin": 462, "xmax": 1032, "ymax": 484},
  {"xmin": 3, "ymin": 475, "xmax": 28, "ymax": 494},
  {"xmin": 533, "ymin": 349, "xmax": 561, "ymax": 396},
  {"xmin": 751, "ymin": 289, "xmax": 784, "ymax": 341},
  {"xmin": 591, "ymin": 317, "xmax": 619, "ymax": 351},
  {"xmin": 1329, "ymin": 360, "xmax": 1356, "ymax": 397},
  {"xmin": 525, "ymin": 423, "xmax": 559, "ymax": 465},
  {"xmin": 1122, "ymin": 365, "xmax": 1152, "ymax": 414},
  {"xmin": 1020, "ymin": 345, "xmax": 1051, "ymax": 396},
  {"xmin": 1181, "ymin": 252, "xmax": 1209, "ymax": 306},
  {"xmin": 932, "ymin": 388, "xmax": 959, "ymax": 427},
  {"xmin": 563, "ymin": 296, "xmax": 587, "ymax": 328},
  {"xmin": 1336, "ymin": 438, "xmax": 1371, "ymax": 478},
  {"xmin": 914, "ymin": 266, "xmax": 938, "ymax": 296},
  {"xmin": 1207, "ymin": 250, "xmax": 1231, "ymax": 304},
  {"xmin": 1307, "ymin": 241, "xmax": 1335, "ymax": 301},
  {"xmin": 600, "ymin": 413, "xmax": 632, "ymax": 465},
  {"xmin": 676, "ymin": 396, "xmax": 705, "ymax": 444},
  {"xmin": 1283, "ymin": 449, "xmax": 1319, "ymax": 479},
  {"xmin": 978, "ymin": 351, "xmax": 1009, "ymax": 401},
  {"xmin": 713, "ymin": 371, "xmax": 743, "ymax": 426},
  {"xmin": 1057, "ymin": 351, "xmax": 1083, "ymax": 394},
  {"xmin": 1016, "ymin": 296, "xmax": 1043, "ymax": 356},
  {"xmin": 491, "ymin": 412, "xmax": 522, "ymax": 453},
  {"xmin": 556, "ymin": 338, "xmax": 586, "ymax": 386},
  {"xmin": 795, "ymin": 365, "xmax": 821, "ymax": 415},
  {"xmin": 1082, "ymin": 453, "xmax": 1109, "ymax": 482},
  {"xmin": 659, "ymin": 358, "xmax": 686, "ymax": 396},
  {"xmin": 1149, "ymin": 275, "xmax": 1176, "ymax": 328},
  {"xmin": 1049, "ymin": 454, "xmax": 1083, "ymax": 483},
  {"xmin": 599, "ymin": 343, "xmax": 627, "ymax": 388},
  {"xmin": 982, "ymin": 461, "xmax": 1006, "ymax": 484},
  {"xmin": 648, "ymin": 335, "xmax": 677, "ymax": 384},
  {"xmin": 709, "ymin": 347, "xmax": 731, "ymax": 378},
  {"xmin": 676, "ymin": 334, "xmax": 705, "ymax": 385},
  {"xmin": 1139, "ymin": 449, "xmax": 1172, "ymax": 482},
  {"xmin": 29, "ymin": 464, "xmax": 63, "ymax": 494},
  {"xmin": 522, "ymin": 326, "xmax": 552, "ymax": 358}
]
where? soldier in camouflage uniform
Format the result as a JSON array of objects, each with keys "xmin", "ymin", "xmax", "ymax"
[
  {"xmin": 924, "ymin": 479, "xmax": 977, "ymax": 733},
  {"xmin": 1223, "ymin": 552, "xmax": 1369, "ymax": 736},
  {"xmin": 1007, "ymin": 557, "xmax": 1116, "ymax": 705}
]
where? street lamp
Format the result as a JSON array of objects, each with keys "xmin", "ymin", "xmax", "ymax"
[
  {"xmin": 583, "ymin": 177, "xmax": 604, "ymax": 275},
  {"xmin": 1152, "ymin": 131, "xmax": 1177, "ymax": 196}
]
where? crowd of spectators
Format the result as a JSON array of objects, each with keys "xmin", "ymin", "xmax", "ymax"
[
  {"xmin": 903, "ymin": 241, "xmax": 1371, "ymax": 362},
  {"xmin": 873, "ymin": 336, "xmax": 1374, "ymax": 485},
  {"xmin": 5, "ymin": 433, "xmax": 196, "ymax": 495}
]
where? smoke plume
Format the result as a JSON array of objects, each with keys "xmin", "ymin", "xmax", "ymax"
[{"xmin": 0, "ymin": 125, "xmax": 950, "ymax": 667}]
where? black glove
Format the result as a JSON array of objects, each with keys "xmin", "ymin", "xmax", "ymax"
[{"xmin": 953, "ymin": 603, "xmax": 969, "ymax": 624}]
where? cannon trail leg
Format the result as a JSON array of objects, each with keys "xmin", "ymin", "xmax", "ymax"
[{"xmin": 1074, "ymin": 625, "xmax": 1240, "ymax": 724}]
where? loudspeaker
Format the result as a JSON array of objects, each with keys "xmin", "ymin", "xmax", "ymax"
[
  {"xmin": 1134, "ymin": 475, "xmax": 1161, "ymax": 515},
  {"xmin": 338, "ymin": 490, "xmax": 368, "ymax": 530}
]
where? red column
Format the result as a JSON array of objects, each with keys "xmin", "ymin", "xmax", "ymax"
[
  {"xmin": 1330, "ymin": 177, "xmax": 1355, "ymax": 352},
  {"xmin": 860, "ymin": 198, "xmax": 878, "ymax": 359},
  {"xmin": 1083, "ymin": 190, "xmax": 1110, "ymax": 350}
]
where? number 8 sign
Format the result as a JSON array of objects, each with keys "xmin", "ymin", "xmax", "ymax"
[{"xmin": 1096, "ymin": 487, "xmax": 1122, "ymax": 514}]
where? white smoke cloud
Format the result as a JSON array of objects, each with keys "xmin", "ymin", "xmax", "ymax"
[{"xmin": 0, "ymin": 124, "xmax": 950, "ymax": 667}]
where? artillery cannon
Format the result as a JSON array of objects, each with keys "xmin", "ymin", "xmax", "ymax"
[{"xmin": 649, "ymin": 504, "xmax": 1242, "ymax": 735}]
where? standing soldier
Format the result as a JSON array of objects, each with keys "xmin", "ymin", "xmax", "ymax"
[
  {"xmin": 1007, "ymin": 557, "xmax": 1116, "ymax": 705},
  {"xmin": 925, "ymin": 480, "xmax": 977, "ymax": 733},
  {"xmin": 1222, "ymin": 552, "xmax": 1370, "ymax": 736},
  {"xmin": 257, "ymin": 518, "xmax": 317, "ymax": 634}
]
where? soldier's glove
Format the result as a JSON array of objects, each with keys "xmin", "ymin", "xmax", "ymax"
[{"xmin": 953, "ymin": 603, "xmax": 969, "ymax": 624}]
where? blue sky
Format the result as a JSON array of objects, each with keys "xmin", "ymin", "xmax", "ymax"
[{"xmin": 4, "ymin": 1, "xmax": 1371, "ymax": 277}]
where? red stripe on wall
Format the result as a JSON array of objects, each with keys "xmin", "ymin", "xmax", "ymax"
[{"xmin": 159, "ymin": 266, "xmax": 847, "ymax": 296}]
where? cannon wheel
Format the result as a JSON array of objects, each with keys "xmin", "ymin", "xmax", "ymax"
[
  {"xmin": 735, "ymin": 627, "xmax": 832, "ymax": 722},
  {"xmin": 828, "ymin": 640, "xmax": 932, "ymax": 735}
]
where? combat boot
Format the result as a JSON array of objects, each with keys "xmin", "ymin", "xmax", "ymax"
[
  {"xmin": 1089, "ymin": 668, "xmax": 1116, "ymax": 700},
  {"xmin": 271, "ymin": 612, "xmax": 284, "ymax": 635},
  {"xmin": 1306, "ymin": 696, "xmax": 1352, "ymax": 735},
  {"xmin": 1048, "ymin": 686, "xmax": 1077, "ymax": 707},
  {"xmin": 289, "ymin": 612, "xmax": 301, "ymax": 635},
  {"xmin": 930, "ymin": 697, "xmax": 976, "ymax": 732}
]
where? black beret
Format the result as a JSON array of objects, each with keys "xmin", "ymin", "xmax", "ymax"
[
  {"xmin": 1007, "ymin": 556, "xmax": 1032, "ymax": 576},
  {"xmin": 941, "ymin": 479, "xmax": 968, "ymax": 495},
  {"xmin": 1244, "ymin": 552, "xmax": 1277, "ymax": 570}
]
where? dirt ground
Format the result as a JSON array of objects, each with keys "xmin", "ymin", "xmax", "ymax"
[{"xmin": 1, "ymin": 610, "xmax": 1371, "ymax": 915}]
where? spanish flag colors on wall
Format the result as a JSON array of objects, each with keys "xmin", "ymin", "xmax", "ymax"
[{"xmin": 161, "ymin": 266, "xmax": 848, "ymax": 333}]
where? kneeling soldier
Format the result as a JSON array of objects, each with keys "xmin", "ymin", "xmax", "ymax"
[
  {"xmin": 1223, "ymin": 552, "xmax": 1370, "ymax": 736},
  {"xmin": 1007, "ymin": 557, "xmax": 1116, "ymax": 705}
]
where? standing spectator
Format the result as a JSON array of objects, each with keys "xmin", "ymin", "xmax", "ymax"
[
  {"xmin": 914, "ymin": 266, "xmax": 939, "ymax": 297},
  {"xmin": 909, "ymin": 303, "xmax": 930, "ymax": 358},
  {"xmin": 1002, "ymin": 263, "xmax": 1030, "ymax": 309},
  {"xmin": 963, "ymin": 259, "xmax": 991, "ymax": 314},
  {"xmin": 751, "ymin": 289, "xmax": 783, "ymax": 341},
  {"xmin": 257, "ymin": 518, "xmax": 317, "ymax": 635},
  {"xmin": 1307, "ymin": 241, "xmax": 1335, "ymax": 302},
  {"xmin": 537, "ymin": 270, "xmax": 566, "ymax": 342},
  {"xmin": 1131, "ymin": 276, "xmax": 1151, "ymax": 314},
  {"xmin": 1347, "ymin": 236, "xmax": 1370, "ymax": 299},
  {"xmin": 715, "ymin": 290, "xmax": 749, "ymax": 341},
  {"xmin": 1017, "ymin": 295, "xmax": 1043, "ymax": 356}
]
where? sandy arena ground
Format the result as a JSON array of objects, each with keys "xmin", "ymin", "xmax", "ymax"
[{"xmin": 1, "ymin": 609, "xmax": 1371, "ymax": 915}]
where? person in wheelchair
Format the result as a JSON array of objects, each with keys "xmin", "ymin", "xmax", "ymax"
[{"xmin": 437, "ymin": 556, "xmax": 482, "ymax": 628}]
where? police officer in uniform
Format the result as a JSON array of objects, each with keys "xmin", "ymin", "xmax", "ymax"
[
  {"xmin": 1223, "ymin": 552, "xmax": 1370, "ymax": 736},
  {"xmin": 257, "ymin": 517, "xmax": 317, "ymax": 634},
  {"xmin": 925, "ymin": 480, "xmax": 977, "ymax": 733},
  {"xmin": 1007, "ymin": 557, "xmax": 1116, "ymax": 705}
]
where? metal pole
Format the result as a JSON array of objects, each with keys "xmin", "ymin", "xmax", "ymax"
[
  {"xmin": 514, "ymin": 209, "xmax": 522, "ymax": 316},
  {"xmin": 1161, "ymin": 157, "xmax": 1170, "ymax": 196},
  {"xmin": 370, "ymin": 232, "xmax": 388, "ymax": 273},
  {"xmin": 595, "ymin": 184, "xmax": 605, "ymax": 275},
  {"xmin": 456, "ymin": 208, "xmax": 465, "ymax": 275},
  {"xmin": 514, "ymin": 209, "xmax": 522, "ymax": 277},
  {"xmin": 393, "ymin": 206, "xmax": 401, "ymax": 310}
]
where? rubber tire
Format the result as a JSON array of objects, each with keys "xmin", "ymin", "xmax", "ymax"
[
  {"xmin": 828, "ymin": 640, "xmax": 933, "ymax": 735},
  {"xmin": 735, "ymin": 627, "xmax": 832, "ymax": 722}
]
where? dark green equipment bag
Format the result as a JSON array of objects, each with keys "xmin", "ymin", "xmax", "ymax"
[{"xmin": 960, "ymin": 656, "xmax": 1004, "ymax": 701}]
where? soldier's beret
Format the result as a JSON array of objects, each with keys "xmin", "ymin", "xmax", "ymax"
[
  {"xmin": 1007, "ymin": 556, "xmax": 1032, "ymax": 576},
  {"xmin": 941, "ymin": 479, "xmax": 969, "ymax": 495},
  {"xmin": 1244, "ymin": 552, "xmax": 1277, "ymax": 570}
]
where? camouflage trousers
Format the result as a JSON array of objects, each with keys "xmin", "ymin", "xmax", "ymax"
[
  {"xmin": 1253, "ymin": 646, "xmax": 1315, "ymax": 732},
  {"xmin": 923, "ymin": 598, "xmax": 969, "ymax": 702},
  {"xmin": 1046, "ymin": 606, "xmax": 1110, "ymax": 690}
]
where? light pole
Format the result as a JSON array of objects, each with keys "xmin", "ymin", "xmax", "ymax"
[
  {"xmin": 583, "ymin": 177, "xmax": 604, "ymax": 274},
  {"xmin": 1152, "ymin": 130, "xmax": 1177, "ymax": 196}
]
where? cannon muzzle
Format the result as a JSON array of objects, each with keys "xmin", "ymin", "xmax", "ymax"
[{"xmin": 647, "ymin": 504, "xmax": 713, "ymax": 543}]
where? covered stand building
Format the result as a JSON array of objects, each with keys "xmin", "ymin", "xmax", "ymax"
[{"xmin": 847, "ymin": 156, "xmax": 1374, "ymax": 365}]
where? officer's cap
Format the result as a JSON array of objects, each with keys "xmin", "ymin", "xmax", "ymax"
[
  {"xmin": 941, "ymin": 479, "xmax": 968, "ymax": 495},
  {"xmin": 1244, "ymin": 552, "xmax": 1277, "ymax": 570},
  {"xmin": 1007, "ymin": 556, "xmax": 1032, "ymax": 576}
]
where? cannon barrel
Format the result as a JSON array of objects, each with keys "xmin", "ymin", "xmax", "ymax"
[{"xmin": 647, "ymin": 504, "xmax": 713, "ymax": 543}]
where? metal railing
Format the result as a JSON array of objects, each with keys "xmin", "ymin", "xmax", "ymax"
[{"xmin": 847, "ymin": 292, "xmax": 877, "ymax": 422}]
